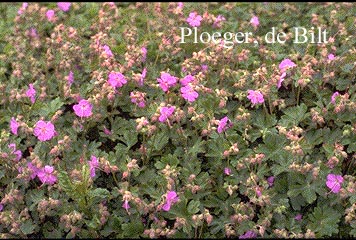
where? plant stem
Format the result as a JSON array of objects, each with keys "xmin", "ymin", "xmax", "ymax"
[
  {"xmin": 112, "ymin": 172, "xmax": 120, "ymax": 187},
  {"xmin": 199, "ymin": 225, "xmax": 203, "ymax": 238},
  {"xmin": 296, "ymin": 86, "xmax": 301, "ymax": 105},
  {"xmin": 263, "ymin": 103, "xmax": 269, "ymax": 116},
  {"xmin": 268, "ymin": 96, "xmax": 273, "ymax": 114}
]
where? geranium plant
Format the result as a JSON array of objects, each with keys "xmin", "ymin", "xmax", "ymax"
[{"xmin": 0, "ymin": 2, "xmax": 356, "ymax": 239}]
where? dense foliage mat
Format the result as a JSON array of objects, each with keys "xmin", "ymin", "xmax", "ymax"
[{"xmin": 0, "ymin": 2, "xmax": 356, "ymax": 238}]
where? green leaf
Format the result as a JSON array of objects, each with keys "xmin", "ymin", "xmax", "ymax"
[
  {"xmin": 43, "ymin": 227, "xmax": 62, "ymax": 238},
  {"xmin": 86, "ymin": 215, "xmax": 101, "ymax": 229},
  {"xmin": 258, "ymin": 132, "xmax": 286, "ymax": 161},
  {"xmin": 349, "ymin": 194, "xmax": 356, "ymax": 205},
  {"xmin": 58, "ymin": 170, "xmax": 74, "ymax": 194},
  {"xmin": 188, "ymin": 139, "xmax": 206, "ymax": 156},
  {"xmin": 48, "ymin": 97, "xmax": 64, "ymax": 113},
  {"xmin": 289, "ymin": 194, "xmax": 307, "ymax": 211},
  {"xmin": 123, "ymin": 131, "xmax": 138, "ymax": 149},
  {"xmin": 89, "ymin": 188, "xmax": 111, "ymax": 203},
  {"xmin": 307, "ymin": 205, "xmax": 342, "ymax": 237},
  {"xmin": 0, "ymin": 170, "xmax": 4, "ymax": 180},
  {"xmin": 153, "ymin": 131, "xmax": 169, "ymax": 151},
  {"xmin": 114, "ymin": 143, "xmax": 129, "ymax": 160},
  {"xmin": 302, "ymin": 185, "xmax": 317, "ymax": 204},
  {"xmin": 350, "ymin": 222, "xmax": 356, "ymax": 237},
  {"xmin": 121, "ymin": 221, "xmax": 144, "ymax": 237},
  {"xmin": 279, "ymin": 103, "xmax": 308, "ymax": 127},
  {"xmin": 305, "ymin": 128, "xmax": 324, "ymax": 147},
  {"xmin": 160, "ymin": 154, "xmax": 179, "ymax": 167},
  {"xmin": 287, "ymin": 184, "xmax": 304, "ymax": 198},
  {"xmin": 341, "ymin": 63, "xmax": 354, "ymax": 73},
  {"xmin": 252, "ymin": 110, "xmax": 277, "ymax": 129},
  {"xmin": 287, "ymin": 172, "xmax": 317, "ymax": 204},
  {"xmin": 26, "ymin": 189, "xmax": 45, "ymax": 211},
  {"xmin": 336, "ymin": 78, "xmax": 351, "ymax": 91},
  {"xmin": 187, "ymin": 200, "xmax": 200, "ymax": 214},
  {"xmin": 112, "ymin": 216, "xmax": 122, "ymax": 230},
  {"xmin": 206, "ymin": 137, "xmax": 228, "ymax": 158},
  {"xmin": 81, "ymin": 164, "xmax": 91, "ymax": 191},
  {"xmin": 20, "ymin": 220, "xmax": 36, "ymax": 235},
  {"xmin": 154, "ymin": 160, "xmax": 165, "ymax": 170},
  {"xmin": 32, "ymin": 97, "xmax": 64, "ymax": 117}
]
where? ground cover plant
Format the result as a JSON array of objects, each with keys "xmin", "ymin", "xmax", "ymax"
[{"xmin": 0, "ymin": 2, "xmax": 356, "ymax": 238}]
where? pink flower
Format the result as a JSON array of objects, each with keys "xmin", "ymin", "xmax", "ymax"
[
  {"xmin": 8, "ymin": 143, "xmax": 22, "ymax": 162},
  {"xmin": 239, "ymin": 230, "xmax": 257, "ymax": 239},
  {"xmin": 279, "ymin": 59, "xmax": 297, "ymax": 73},
  {"xmin": 46, "ymin": 10, "xmax": 55, "ymax": 21},
  {"xmin": 255, "ymin": 187, "xmax": 262, "ymax": 197},
  {"xmin": 277, "ymin": 72, "xmax": 286, "ymax": 89},
  {"xmin": 177, "ymin": 2, "xmax": 184, "ymax": 9},
  {"xmin": 247, "ymin": 90, "xmax": 264, "ymax": 106},
  {"xmin": 37, "ymin": 165, "xmax": 57, "ymax": 185},
  {"xmin": 26, "ymin": 83, "xmax": 36, "ymax": 103},
  {"xmin": 213, "ymin": 15, "xmax": 226, "ymax": 28},
  {"xmin": 73, "ymin": 99, "xmax": 93, "ymax": 118},
  {"xmin": 217, "ymin": 116, "xmax": 232, "ymax": 133},
  {"xmin": 141, "ymin": 47, "xmax": 147, "ymax": 62},
  {"xmin": 159, "ymin": 106, "xmax": 175, "ymax": 122},
  {"xmin": 294, "ymin": 213, "xmax": 303, "ymax": 221},
  {"xmin": 67, "ymin": 71, "xmax": 74, "ymax": 86},
  {"xmin": 28, "ymin": 27, "xmax": 38, "ymax": 38},
  {"xmin": 10, "ymin": 117, "xmax": 19, "ymax": 135},
  {"xmin": 27, "ymin": 162, "xmax": 39, "ymax": 179},
  {"xmin": 130, "ymin": 91, "xmax": 146, "ymax": 108},
  {"xmin": 18, "ymin": 2, "xmax": 28, "ymax": 15},
  {"xmin": 122, "ymin": 200, "xmax": 130, "ymax": 211},
  {"xmin": 103, "ymin": 45, "xmax": 113, "ymax": 58},
  {"xmin": 8, "ymin": 143, "xmax": 16, "ymax": 152},
  {"xmin": 180, "ymin": 74, "xmax": 195, "ymax": 86},
  {"xmin": 162, "ymin": 191, "xmax": 179, "ymax": 211},
  {"xmin": 108, "ymin": 71, "xmax": 127, "ymax": 89},
  {"xmin": 267, "ymin": 176, "xmax": 275, "ymax": 187},
  {"xmin": 331, "ymin": 91, "xmax": 340, "ymax": 104},
  {"xmin": 0, "ymin": 204, "xmax": 3, "ymax": 212},
  {"xmin": 326, "ymin": 173, "xmax": 343, "ymax": 193},
  {"xmin": 181, "ymin": 85, "xmax": 199, "ymax": 102},
  {"xmin": 33, "ymin": 120, "xmax": 56, "ymax": 142},
  {"xmin": 328, "ymin": 54, "xmax": 335, "ymax": 61},
  {"xmin": 186, "ymin": 11, "xmax": 203, "ymax": 27},
  {"xmin": 103, "ymin": 127, "xmax": 112, "ymax": 135},
  {"xmin": 224, "ymin": 167, "xmax": 231, "ymax": 176},
  {"xmin": 250, "ymin": 16, "xmax": 259, "ymax": 27},
  {"xmin": 88, "ymin": 155, "xmax": 99, "ymax": 178},
  {"xmin": 139, "ymin": 68, "xmax": 147, "ymax": 86},
  {"xmin": 13, "ymin": 150, "xmax": 22, "ymax": 161},
  {"xmin": 157, "ymin": 72, "xmax": 177, "ymax": 92},
  {"xmin": 57, "ymin": 2, "xmax": 71, "ymax": 12}
]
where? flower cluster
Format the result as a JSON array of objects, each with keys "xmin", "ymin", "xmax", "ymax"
[
  {"xmin": 162, "ymin": 191, "xmax": 179, "ymax": 211},
  {"xmin": 2, "ymin": 2, "xmax": 356, "ymax": 239},
  {"xmin": 108, "ymin": 71, "xmax": 127, "ymax": 89},
  {"xmin": 73, "ymin": 99, "xmax": 93, "ymax": 118},
  {"xmin": 33, "ymin": 120, "xmax": 56, "ymax": 142},
  {"xmin": 159, "ymin": 106, "xmax": 175, "ymax": 122},
  {"xmin": 186, "ymin": 11, "xmax": 202, "ymax": 27},
  {"xmin": 247, "ymin": 90, "xmax": 264, "ymax": 106},
  {"xmin": 157, "ymin": 72, "xmax": 177, "ymax": 92}
]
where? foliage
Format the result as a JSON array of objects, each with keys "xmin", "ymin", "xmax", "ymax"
[{"xmin": 0, "ymin": 2, "xmax": 356, "ymax": 238}]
